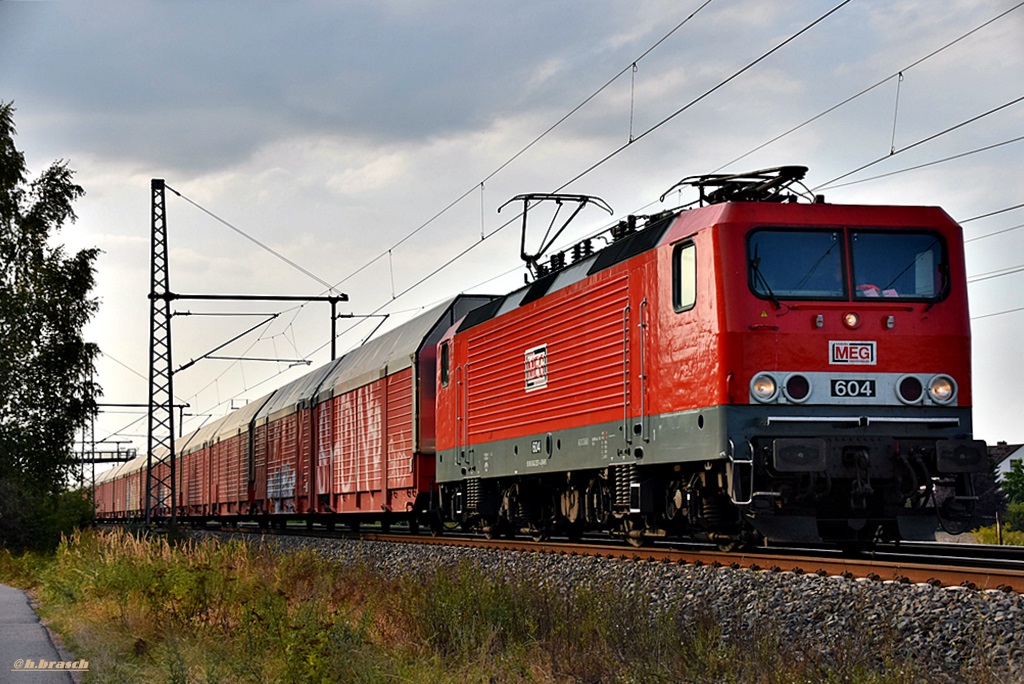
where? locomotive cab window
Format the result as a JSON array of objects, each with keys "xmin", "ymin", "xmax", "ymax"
[
  {"xmin": 748, "ymin": 229, "xmax": 845, "ymax": 301},
  {"xmin": 672, "ymin": 241, "xmax": 696, "ymax": 312},
  {"xmin": 850, "ymin": 231, "xmax": 947, "ymax": 300},
  {"xmin": 440, "ymin": 341, "xmax": 450, "ymax": 387}
]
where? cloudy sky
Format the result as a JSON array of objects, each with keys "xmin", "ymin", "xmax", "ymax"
[{"xmin": 2, "ymin": 0, "xmax": 1022, "ymax": 468}]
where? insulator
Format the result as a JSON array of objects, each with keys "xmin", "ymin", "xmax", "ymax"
[{"xmin": 611, "ymin": 220, "xmax": 629, "ymax": 241}]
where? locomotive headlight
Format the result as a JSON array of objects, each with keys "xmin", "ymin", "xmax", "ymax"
[
  {"xmin": 927, "ymin": 375, "xmax": 957, "ymax": 405},
  {"xmin": 750, "ymin": 373, "xmax": 779, "ymax": 403},
  {"xmin": 784, "ymin": 374, "xmax": 811, "ymax": 403},
  {"xmin": 896, "ymin": 375, "xmax": 924, "ymax": 404},
  {"xmin": 842, "ymin": 312, "xmax": 861, "ymax": 329}
]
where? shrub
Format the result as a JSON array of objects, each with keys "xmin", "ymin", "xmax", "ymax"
[
  {"xmin": 971, "ymin": 524, "xmax": 1024, "ymax": 546},
  {"xmin": 1004, "ymin": 501, "xmax": 1024, "ymax": 531}
]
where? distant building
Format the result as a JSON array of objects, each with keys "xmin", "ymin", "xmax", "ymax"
[{"xmin": 992, "ymin": 442, "xmax": 1024, "ymax": 479}]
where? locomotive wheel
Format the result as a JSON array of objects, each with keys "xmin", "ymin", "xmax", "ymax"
[
  {"xmin": 623, "ymin": 518, "xmax": 648, "ymax": 548},
  {"xmin": 482, "ymin": 516, "xmax": 500, "ymax": 540},
  {"xmin": 938, "ymin": 498, "xmax": 975, "ymax": 535},
  {"xmin": 938, "ymin": 514, "xmax": 972, "ymax": 536}
]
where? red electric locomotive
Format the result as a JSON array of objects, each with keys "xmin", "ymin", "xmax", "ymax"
[{"xmin": 435, "ymin": 167, "xmax": 986, "ymax": 546}]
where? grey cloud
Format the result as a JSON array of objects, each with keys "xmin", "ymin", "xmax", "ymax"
[{"xmin": 2, "ymin": 1, "xmax": 660, "ymax": 174}]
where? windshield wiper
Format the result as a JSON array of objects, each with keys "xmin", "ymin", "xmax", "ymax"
[
  {"xmin": 924, "ymin": 263, "xmax": 948, "ymax": 312},
  {"xmin": 750, "ymin": 250, "xmax": 781, "ymax": 310}
]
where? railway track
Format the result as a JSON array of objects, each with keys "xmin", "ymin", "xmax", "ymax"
[{"xmin": 200, "ymin": 523, "xmax": 1024, "ymax": 594}]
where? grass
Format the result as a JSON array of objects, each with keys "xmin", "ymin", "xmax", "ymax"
[{"xmin": 0, "ymin": 529, "xmax": 1009, "ymax": 682}]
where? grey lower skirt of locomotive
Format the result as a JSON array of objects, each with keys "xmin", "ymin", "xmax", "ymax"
[{"xmin": 436, "ymin": 430, "xmax": 988, "ymax": 548}]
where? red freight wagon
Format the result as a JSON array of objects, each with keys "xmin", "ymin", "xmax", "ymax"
[
  {"xmin": 178, "ymin": 416, "xmax": 226, "ymax": 516},
  {"xmin": 93, "ymin": 459, "xmax": 130, "ymax": 518},
  {"xmin": 211, "ymin": 397, "xmax": 271, "ymax": 516},
  {"xmin": 252, "ymin": 363, "xmax": 337, "ymax": 516},
  {"xmin": 313, "ymin": 295, "xmax": 493, "ymax": 527}
]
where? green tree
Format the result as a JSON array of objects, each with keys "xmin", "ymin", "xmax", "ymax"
[
  {"xmin": 0, "ymin": 101, "xmax": 100, "ymax": 551},
  {"xmin": 1001, "ymin": 459, "xmax": 1024, "ymax": 505}
]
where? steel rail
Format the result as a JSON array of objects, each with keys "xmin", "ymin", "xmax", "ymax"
[{"xmin": 168, "ymin": 524, "xmax": 1024, "ymax": 594}]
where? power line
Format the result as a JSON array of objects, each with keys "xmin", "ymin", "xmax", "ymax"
[
  {"xmin": 973, "ymin": 306, "xmax": 1024, "ymax": 321},
  {"xmin": 962, "ymin": 202, "xmax": 1024, "ymax": 224},
  {"xmin": 965, "ymin": 222, "xmax": 1024, "ymax": 244},
  {"xmin": 970, "ymin": 309, "xmax": 1024, "ymax": 321},
  {"xmin": 165, "ymin": 184, "xmax": 341, "ymax": 294},
  {"xmin": 968, "ymin": 263, "xmax": 1024, "ymax": 284},
  {"xmin": 822, "ymin": 135, "xmax": 1024, "ymax": 190},
  {"xmin": 157, "ymin": 3, "xmax": 1020, "ymax": 437},
  {"xmin": 715, "ymin": 1, "xmax": 1024, "ymax": 172},
  {"xmin": 813, "ymin": 95, "xmax": 1024, "ymax": 191}
]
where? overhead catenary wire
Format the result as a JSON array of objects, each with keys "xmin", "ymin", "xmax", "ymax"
[
  {"xmin": 165, "ymin": 184, "xmax": 341, "ymax": 294},
  {"xmin": 969, "ymin": 264, "xmax": 1024, "ymax": 284},
  {"xmin": 973, "ymin": 306, "xmax": 1024, "ymax": 321},
  {"xmin": 965, "ymin": 222, "xmax": 1024, "ymax": 244},
  {"xmin": 813, "ymin": 94, "xmax": 1024, "ymax": 191},
  {"xmin": 824, "ymin": 135, "xmax": 1024, "ymax": 191},
  {"xmin": 961, "ymin": 202, "xmax": 1024, "ymax": 224},
  {"xmin": 715, "ymin": 1, "xmax": 1024, "ymax": 172}
]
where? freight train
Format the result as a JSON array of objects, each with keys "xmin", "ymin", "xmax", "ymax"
[{"xmin": 94, "ymin": 166, "xmax": 988, "ymax": 547}]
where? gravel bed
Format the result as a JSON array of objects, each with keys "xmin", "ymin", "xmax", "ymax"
[{"xmin": 202, "ymin": 531, "xmax": 1024, "ymax": 680}]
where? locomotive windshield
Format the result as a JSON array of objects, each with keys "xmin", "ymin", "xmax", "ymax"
[
  {"xmin": 850, "ymin": 231, "xmax": 944, "ymax": 299},
  {"xmin": 748, "ymin": 228, "xmax": 947, "ymax": 302},
  {"xmin": 749, "ymin": 230, "xmax": 845, "ymax": 300}
]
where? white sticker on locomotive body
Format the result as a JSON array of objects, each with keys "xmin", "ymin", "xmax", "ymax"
[
  {"xmin": 829, "ymin": 340, "xmax": 876, "ymax": 365},
  {"xmin": 524, "ymin": 345, "xmax": 548, "ymax": 391}
]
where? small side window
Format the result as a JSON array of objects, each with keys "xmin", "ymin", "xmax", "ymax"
[
  {"xmin": 673, "ymin": 242, "xmax": 696, "ymax": 312},
  {"xmin": 440, "ymin": 341, "xmax": 450, "ymax": 388}
]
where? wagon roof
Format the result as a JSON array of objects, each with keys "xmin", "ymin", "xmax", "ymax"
[
  {"xmin": 94, "ymin": 458, "xmax": 133, "ymax": 484},
  {"xmin": 178, "ymin": 413, "xmax": 232, "ymax": 455},
  {"xmin": 213, "ymin": 391, "xmax": 275, "ymax": 437},
  {"xmin": 253, "ymin": 360, "xmax": 340, "ymax": 423},
  {"xmin": 320, "ymin": 294, "xmax": 495, "ymax": 399}
]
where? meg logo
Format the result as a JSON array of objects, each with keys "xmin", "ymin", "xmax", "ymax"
[{"xmin": 829, "ymin": 340, "xmax": 876, "ymax": 365}]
